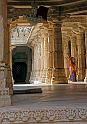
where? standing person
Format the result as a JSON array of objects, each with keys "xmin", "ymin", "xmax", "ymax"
[{"xmin": 68, "ymin": 57, "xmax": 77, "ymax": 82}]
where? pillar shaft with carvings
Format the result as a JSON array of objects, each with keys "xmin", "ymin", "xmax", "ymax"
[
  {"xmin": 51, "ymin": 20, "xmax": 67, "ymax": 83},
  {"xmin": 0, "ymin": 0, "xmax": 11, "ymax": 107},
  {"xmin": 42, "ymin": 32, "xmax": 49, "ymax": 83},
  {"xmin": 40, "ymin": 37, "xmax": 44, "ymax": 81},
  {"xmin": 6, "ymin": 24, "xmax": 13, "ymax": 95},
  {"xmin": 1, "ymin": 0, "xmax": 13, "ymax": 95},
  {"xmin": 71, "ymin": 34, "xmax": 77, "ymax": 60},
  {"xmin": 85, "ymin": 28, "xmax": 87, "ymax": 81},
  {"xmin": 62, "ymin": 32, "xmax": 70, "ymax": 78},
  {"xmin": 30, "ymin": 34, "xmax": 42, "ymax": 83},
  {"xmin": 77, "ymin": 32, "xmax": 85, "ymax": 81},
  {"xmin": 48, "ymin": 26, "xmax": 54, "ymax": 83}
]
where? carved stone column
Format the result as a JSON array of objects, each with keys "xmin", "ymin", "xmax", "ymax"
[
  {"xmin": 36, "ymin": 35, "xmax": 42, "ymax": 82},
  {"xmin": 85, "ymin": 28, "xmax": 87, "ymax": 82},
  {"xmin": 77, "ymin": 32, "xmax": 85, "ymax": 81},
  {"xmin": 5, "ymin": 24, "xmax": 13, "ymax": 95},
  {"xmin": 40, "ymin": 37, "xmax": 44, "ymax": 82},
  {"xmin": 48, "ymin": 26, "xmax": 54, "ymax": 84},
  {"xmin": 42, "ymin": 32, "xmax": 49, "ymax": 83},
  {"xmin": 0, "ymin": 0, "xmax": 11, "ymax": 106},
  {"xmin": 51, "ymin": 20, "xmax": 67, "ymax": 83},
  {"xmin": 33, "ymin": 44, "xmax": 38, "ymax": 81},
  {"xmin": 62, "ymin": 32, "xmax": 70, "ymax": 78},
  {"xmin": 70, "ymin": 33, "xmax": 78, "ymax": 78},
  {"xmin": 30, "ymin": 47, "xmax": 34, "ymax": 83},
  {"xmin": 10, "ymin": 45, "xmax": 16, "ymax": 85},
  {"xmin": 30, "ymin": 34, "xmax": 42, "ymax": 84},
  {"xmin": 71, "ymin": 33, "xmax": 77, "ymax": 60}
]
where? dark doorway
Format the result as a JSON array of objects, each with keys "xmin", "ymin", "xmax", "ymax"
[{"xmin": 12, "ymin": 62, "xmax": 27, "ymax": 83}]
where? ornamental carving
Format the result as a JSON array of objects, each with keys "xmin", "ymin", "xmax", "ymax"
[
  {"xmin": 11, "ymin": 25, "xmax": 33, "ymax": 45},
  {"xmin": 0, "ymin": 107, "xmax": 87, "ymax": 123}
]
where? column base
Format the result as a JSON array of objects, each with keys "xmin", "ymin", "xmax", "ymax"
[
  {"xmin": 0, "ymin": 88, "xmax": 11, "ymax": 107},
  {"xmin": 0, "ymin": 63, "xmax": 11, "ymax": 107},
  {"xmin": 30, "ymin": 69, "xmax": 68, "ymax": 84},
  {"xmin": 77, "ymin": 68, "xmax": 85, "ymax": 81},
  {"xmin": 41, "ymin": 69, "xmax": 51, "ymax": 84},
  {"xmin": 6, "ymin": 65, "xmax": 13, "ymax": 95},
  {"xmin": 51, "ymin": 68, "xmax": 68, "ymax": 84},
  {"xmin": 86, "ymin": 69, "xmax": 87, "ymax": 82},
  {"xmin": 0, "ymin": 95, "xmax": 11, "ymax": 107}
]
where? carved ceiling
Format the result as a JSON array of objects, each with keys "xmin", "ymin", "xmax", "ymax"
[{"xmin": 7, "ymin": 0, "xmax": 87, "ymax": 20}]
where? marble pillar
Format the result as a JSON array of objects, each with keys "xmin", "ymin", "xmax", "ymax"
[
  {"xmin": 77, "ymin": 32, "xmax": 85, "ymax": 81},
  {"xmin": 71, "ymin": 34, "xmax": 77, "ymax": 61},
  {"xmin": 30, "ymin": 47, "xmax": 34, "ymax": 83},
  {"xmin": 85, "ymin": 28, "xmax": 87, "ymax": 82},
  {"xmin": 43, "ymin": 33, "xmax": 49, "ymax": 83},
  {"xmin": 0, "ymin": 0, "xmax": 11, "ymax": 106},
  {"xmin": 62, "ymin": 32, "xmax": 70, "ymax": 78},
  {"xmin": 37, "ymin": 40, "xmax": 41, "ymax": 82},
  {"xmin": 51, "ymin": 20, "xmax": 67, "ymax": 83},
  {"xmin": 40, "ymin": 37, "xmax": 44, "ymax": 82},
  {"xmin": 33, "ymin": 44, "xmax": 37, "ymax": 81},
  {"xmin": 0, "ymin": 2, "xmax": 4, "ymax": 62},
  {"xmin": 6, "ymin": 24, "xmax": 13, "ymax": 95},
  {"xmin": 10, "ymin": 45, "xmax": 16, "ymax": 85},
  {"xmin": 1, "ymin": 1, "xmax": 13, "ymax": 95},
  {"xmin": 48, "ymin": 27, "xmax": 54, "ymax": 84},
  {"xmin": 30, "ymin": 34, "xmax": 42, "ymax": 84}
]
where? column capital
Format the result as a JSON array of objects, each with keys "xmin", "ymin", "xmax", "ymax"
[
  {"xmin": 48, "ymin": 6, "xmax": 61, "ymax": 21},
  {"xmin": 72, "ymin": 24, "xmax": 85, "ymax": 35},
  {"xmin": 52, "ymin": 17, "xmax": 62, "ymax": 26}
]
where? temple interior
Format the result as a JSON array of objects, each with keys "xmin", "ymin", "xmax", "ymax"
[{"xmin": 0, "ymin": 0, "xmax": 87, "ymax": 123}]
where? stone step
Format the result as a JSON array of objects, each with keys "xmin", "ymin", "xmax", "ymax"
[
  {"xmin": 13, "ymin": 84, "xmax": 43, "ymax": 94},
  {"xmin": 13, "ymin": 88, "xmax": 42, "ymax": 94}
]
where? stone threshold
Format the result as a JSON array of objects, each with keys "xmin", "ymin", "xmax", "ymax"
[
  {"xmin": 13, "ymin": 88, "xmax": 42, "ymax": 94},
  {"xmin": 68, "ymin": 81, "xmax": 87, "ymax": 84}
]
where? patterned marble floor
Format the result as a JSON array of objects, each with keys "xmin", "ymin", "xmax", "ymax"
[
  {"xmin": 1, "ymin": 83, "xmax": 87, "ymax": 124},
  {"xmin": 12, "ymin": 83, "xmax": 87, "ymax": 106}
]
